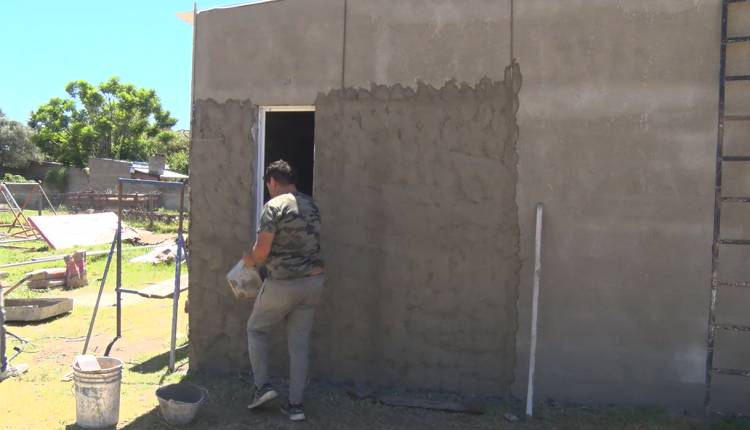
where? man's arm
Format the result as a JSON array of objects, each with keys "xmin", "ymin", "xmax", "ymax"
[{"xmin": 243, "ymin": 232, "xmax": 275, "ymax": 267}]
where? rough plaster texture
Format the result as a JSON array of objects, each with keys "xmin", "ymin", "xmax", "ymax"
[
  {"xmin": 310, "ymin": 73, "xmax": 521, "ymax": 393},
  {"xmin": 187, "ymin": 71, "xmax": 522, "ymax": 395},
  {"xmin": 188, "ymin": 99, "xmax": 258, "ymax": 371}
]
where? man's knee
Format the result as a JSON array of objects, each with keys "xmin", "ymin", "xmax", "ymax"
[{"xmin": 247, "ymin": 315, "xmax": 271, "ymax": 335}]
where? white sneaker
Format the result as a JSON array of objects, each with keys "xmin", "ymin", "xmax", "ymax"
[
  {"xmin": 247, "ymin": 384, "xmax": 278, "ymax": 410},
  {"xmin": 281, "ymin": 403, "xmax": 306, "ymax": 421},
  {"xmin": 0, "ymin": 363, "xmax": 28, "ymax": 381}
]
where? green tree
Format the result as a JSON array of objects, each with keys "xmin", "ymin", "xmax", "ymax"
[
  {"xmin": 153, "ymin": 129, "xmax": 189, "ymax": 174},
  {"xmin": 0, "ymin": 109, "xmax": 41, "ymax": 168},
  {"xmin": 28, "ymin": 77, "xmax": 177, "ymax": 167}
]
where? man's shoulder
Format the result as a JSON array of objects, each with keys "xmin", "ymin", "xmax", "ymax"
[
  {"xmin": 293, "ymin": 193, "xmax": 321, "ymax": 215},
  {"xmin": 265, "ymin": 193, "xmax": 295, "ymax": 210},
  {"xmin": 293, "ymin": 192, "xmax": 317, "ymax": 206},
  {"xmin": 265, "ymin": 192, "xmax": 319, "ymax": 215}
]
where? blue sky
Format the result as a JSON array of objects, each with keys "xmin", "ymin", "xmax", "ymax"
[{"xmin": 0, "ymin": 1, "xmax": 237, "ymax": 130}]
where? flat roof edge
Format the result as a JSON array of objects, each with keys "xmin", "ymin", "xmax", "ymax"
[{"xmin": 198, "ymin": 0, "xmax": 286, "ymax": 14}]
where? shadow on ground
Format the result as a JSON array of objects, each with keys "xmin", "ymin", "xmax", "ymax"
[
  {"xmin": 130, "ymin": 343, "xmax": 189, "ymax": 374},
  {"xmin": 114, "ymin": 372, "xmax": 750, "ymax": 430}
]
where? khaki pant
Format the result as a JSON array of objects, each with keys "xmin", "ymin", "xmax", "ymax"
[{"xmin": 246, "ymin": 275, "xmax": 325, "ymax": 404}]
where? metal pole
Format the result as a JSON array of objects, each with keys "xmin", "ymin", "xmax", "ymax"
[
  {"xmin": 0, "ymin": 238, "xmax": 39, "ymax": 245},
  {"xmin": 341, "ymin": 0, "xmax": 348, "ymax": 89},
  {"xmin": 510, "ymin": 0, "xmax": 514, "ymax": 66},
  {"xmin": 4, "ymin": 275, "xmax": 31, "ymax": 297},
  {"xmin": 169, "ymin": 184, "xmax": 186, "ymax": 372},
  {"xmin": 0, "ymin": 276, "xmax": 6, "ymax": 373},
  {"xmin": 526, "ymin": 203, "xmax": 543, "ymax": 418},
  {"xmin": 36, "ymin": 188, "xmax": 42, "ymax": 216},
  {"xmin": 39, "ymin": 183, "xmax": 57, "ymax": 215},
  {"xmin": 0, "ymin": 245, "xmax": 159, "ymax": 270},
  {"xmin": 116, "ymin": 181, "xmax": 123, "ymax": 339},
  {"xmin": 190, "ymin": 3, "xmax": 198, "ymax": 111},
  {"xmin": 705, "ymin": 0, "xmax": 729, "ymax": 417},
  {"xmin": 82, "ymin": 232, "xmax": 118, "ymax": 355}
]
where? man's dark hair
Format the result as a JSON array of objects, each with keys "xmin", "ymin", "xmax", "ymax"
[{"xmin": 264, "ymin": 159, "xmax": 296, "ymax": 185}]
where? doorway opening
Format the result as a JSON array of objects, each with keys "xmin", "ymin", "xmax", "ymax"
[{"xmin": 256, "ymin": 106, "xmax": 315, "ymax": 217}]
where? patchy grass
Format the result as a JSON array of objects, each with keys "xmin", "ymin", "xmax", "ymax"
[
  {"xmin": 123, "ymin": 209, "xmax": 189, "ymax": 235},
  {"xmin": 1, "ymin": 208, "xmax": 191, "ymax": 429},
  {"xmin": 1, "ymin": 241, "xmax": 177, "ymax": 298},
  {"xmin": 1, "ymin": 210, "xmax": 180, "ymax": 299},
  {"xmin": 126, "ymin": 217, "xmax": 188, "ymax": 235},
  {"xmin": 0, "ymin": 297, "xmax": 189, "ymax": 430}
]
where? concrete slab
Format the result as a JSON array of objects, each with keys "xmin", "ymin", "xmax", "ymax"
[{"xmin": 4, "ymin": 298, "xmax": 73, "ymax": 322}]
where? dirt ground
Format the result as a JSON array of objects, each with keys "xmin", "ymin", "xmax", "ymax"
[
  {"xmin": 1, "ymin": 224, "xmax": 748, "ymax": 429},
  {"xmin": 4, "ymin": 294, "xmax": 750, "ymax": 430},
  {"xmin": 119, "ymin": 373, "xmax": 749, "ymax": 430}
]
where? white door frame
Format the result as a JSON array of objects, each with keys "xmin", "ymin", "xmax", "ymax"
[{"xmin": 255, "ymin": 105, "xmax": 316, "ymax": 219}]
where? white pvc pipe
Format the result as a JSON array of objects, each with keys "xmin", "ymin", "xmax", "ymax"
[{"xmin": 526, "ymin": 203, "xmax": 543, "ymax": 418}]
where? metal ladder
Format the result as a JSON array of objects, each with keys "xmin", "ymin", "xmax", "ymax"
[
  {"xmin": 705, "ymin": 0, "xmax": 750, "ymax": 416},
  {"xmin": 0, "ymin": 183, "xmax": 22, "ymax": 214},
  {"xmin": 0, "ymin": 183, "xmax": 25, "ymax": 229},
  {"xmin": 0, "ymin": 183, "xmax": 37, "ymax": 238}
]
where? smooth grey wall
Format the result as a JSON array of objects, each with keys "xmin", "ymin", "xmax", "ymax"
[
  {"xmin": 194, "ymin": 0, "xmax": 344, "ymax": 104},
  {"xmin": 343, "ymin": 0, "xmax": 509, "ymax": 88},
  {"xmin": 87, "ymin": 158, "xmax": 132, "ymax": 192},
  {"xmin": 67, "ymin": 168, "xmax": 89, "ymax": 193},
  {"xmin": 512, "ymin": 0, "xmax": 750, "ymax": 413},
  {"xmin": 193, "ymin": 0, "xmax": 510, "ymax": 103}
]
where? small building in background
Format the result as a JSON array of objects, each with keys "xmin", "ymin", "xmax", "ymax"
[
  {"xmin": 67, "ymin": 156, "xmax": 189, "ymax": 211},
  {"xmin": 131, "ymin": 155, "xmax": 189, "ymax": 183}
]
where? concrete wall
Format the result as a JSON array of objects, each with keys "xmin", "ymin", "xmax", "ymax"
[
  {"xmin": 73, "ymin": 159, "xmax": 189, "ymax": 211},
  {"xmin": 2, "ymin": 161, "xmax": 69, "ymax": 205},
  {"xmin": 510, "ymin": 0, "xmax": 750, "ymax": 413},
  {"xmin": 190, "ymin": 0, "xmax": 750, "ymax": 413},
  {"xmin": 189, "ymin": 99, "xmax": 258, "ymax": 371},
  {"xmin": 191, "ymin": 0, "xmax": 517, "ymax": 391},
  {"xmin": 194, "ymin": 0, "xmax": 343, "ymax": 105},
  {"xmin": 194, "ymin": 0, "xmax": 509, "ymax": 103},
  {"xmin": 309, "ymin": 75, "xmax": 521, "ymax": 392},
  {"xmin": 87, "ymin": 158, "xmax": 132, "ymax": 192},
  {"xmin": 67, "ymin": 168, "xmax": 89, "ymax": 193}
]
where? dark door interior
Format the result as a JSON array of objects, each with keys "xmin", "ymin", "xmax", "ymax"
[{"xmin": 263, "ymin": 111, "xmax": 315, "ymax": 202}]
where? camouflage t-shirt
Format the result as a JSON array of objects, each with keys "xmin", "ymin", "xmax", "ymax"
[{"xmin": 258, "ymin": 192, "xmax": 324, "ymax": 280}]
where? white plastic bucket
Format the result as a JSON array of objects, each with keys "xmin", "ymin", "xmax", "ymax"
[{"xmin": 73, "ymin": 356, "xmax": 123, "ymax": 429}]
